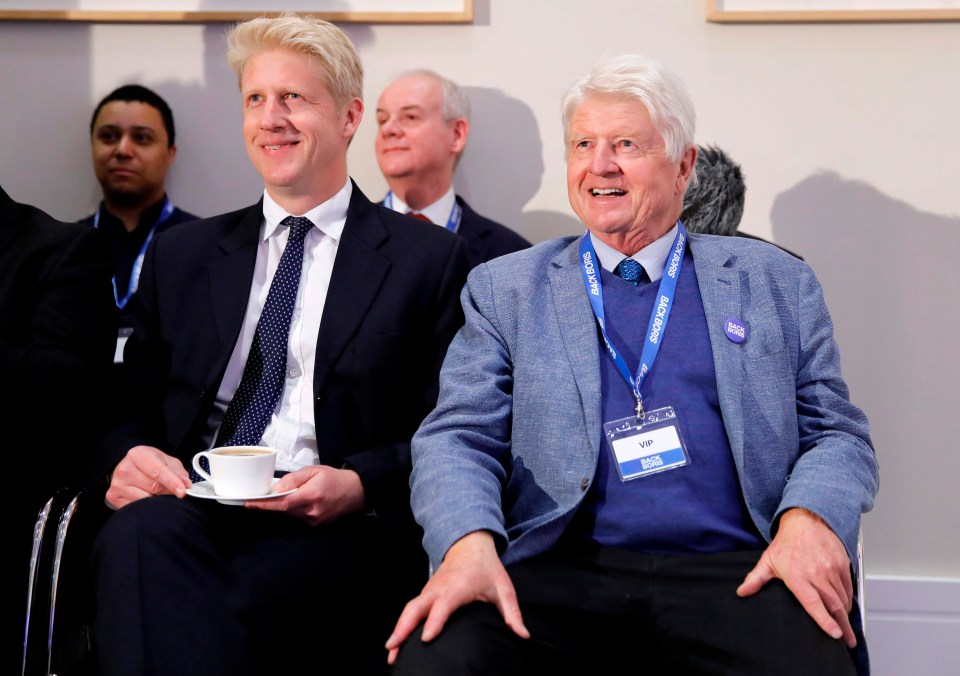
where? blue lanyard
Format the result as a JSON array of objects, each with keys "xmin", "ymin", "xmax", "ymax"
[
  {"xmin": 579, "ymin": 222, "xmax": 687, "ymax": 418},
  {"xmin": 94, "ymin": 197, "xmax": 174, "ymax": 309},
  {"xmin": 385, "ymin": 190, "xmax": 462, "ymax": 233}
]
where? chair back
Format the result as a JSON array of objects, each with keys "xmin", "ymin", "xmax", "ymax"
[
  {"xmin": 22, "ymin": 488, "xmax": 104, "ymax": 676},
  {"xmin": 857, "ymin": 527, "xmax": 866, "ymax": 634},
  {"xmin": 23, "ymin": 495, "xmax": 56, "ymax": 676},
  {"xmin": 23, "ymin": 488, "xmax": 79, "ymax": 676}
]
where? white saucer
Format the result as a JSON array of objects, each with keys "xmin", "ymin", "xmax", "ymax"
[{"xmin": 186, "ymin": 478, "xmax": 296, "ymax": 506}]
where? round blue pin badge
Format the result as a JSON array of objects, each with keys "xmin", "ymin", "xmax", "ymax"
[{"xmin": 724, "ymin": 317, "xmax": 748, "ymax": 343}]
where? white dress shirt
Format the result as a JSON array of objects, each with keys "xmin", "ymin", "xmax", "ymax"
[
  {"xmin": 209, "ymin": 180, "xmax": 351, "ymax": 471},
  {"xmin": 589, "ymin": 223, "xmax": 679, "ymax": 282}
]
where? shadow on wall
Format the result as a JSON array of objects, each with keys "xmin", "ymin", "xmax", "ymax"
[
  {"xmin": 771, "ymin": 171, "xmax": 960, "ymax": 573},
  {"xmin": 151, "ymin": 23, "xmax": 263, "ymax": 218},
  {"xmin": 456, "ymin": 86, "xmax": 581, "ymax": 244},
  {"xmin": 145, "ymin": 22, "xmax": 283, "ymax": 219}
]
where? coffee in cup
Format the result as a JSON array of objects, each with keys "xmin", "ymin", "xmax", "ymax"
[{"xmin": 191, "ymin": 446, "xmax": 277, "ymax": 498}]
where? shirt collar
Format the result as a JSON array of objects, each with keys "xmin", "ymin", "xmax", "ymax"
[
  {"xmin": 388, "ymin": 185, "xmax": 456, "ymax": 226},
  {"xmin": 589, "ymin": 222, "xmax": 679, "ymax": 283},
  {"xmin": 97, "ymin": 194, "xmax": 169, "ymax": 235},
  {"xmin": 260, "ymin": 179, "xmax": 352, "ymax": 243}
]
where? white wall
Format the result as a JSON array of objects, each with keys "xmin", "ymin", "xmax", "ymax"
[
  {"xmin": 2, "ymin": 0, "xmax": 957, "ymax": 602},
  {"xmin": 865, "ymin": 577, "xmax": 960, "ymax": 676}
]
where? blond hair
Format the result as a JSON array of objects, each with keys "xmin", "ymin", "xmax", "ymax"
[{"xmin": 227, "ymin": 13, "xmax": 363, "ymax": 112}]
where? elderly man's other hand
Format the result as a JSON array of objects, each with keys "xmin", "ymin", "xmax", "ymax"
[
  {"xmin": 737, "ymin": 507, "xmax": 856, "ymax": 648},
  {"xmin": 384, "ymin": 530, "xmax": 530, "ymax": 665},
  {"xmin": 106, "ymin": 445, "xmax": 191, "ymax": 508}
]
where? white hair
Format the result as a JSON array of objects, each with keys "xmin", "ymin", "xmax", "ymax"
[
  {"xmin": 561, "ymin": 54, "xmax": 696, "ymax": 166},
  {"xmin": 392, "ymin": 68, "xmax": 470, "ymax": 123}
]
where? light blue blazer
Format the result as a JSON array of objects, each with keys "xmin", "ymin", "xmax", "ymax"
[{"xmin": 411, "ymin": 233, "xmax": 878, "ymax": 576}]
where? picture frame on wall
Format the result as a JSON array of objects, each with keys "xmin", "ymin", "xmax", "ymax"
[
  {"xmin": 707, "ymin": 0, "xmax": 960, "ymax": 23},
  {"xmin": 0, "ymin": 0, "xmax": 473, "ymax": 23}
]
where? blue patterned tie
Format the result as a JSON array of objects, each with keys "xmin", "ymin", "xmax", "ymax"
[
  {"xmin": 614, "ymin": 258, "xmax": 645, "ymax": 285},
  {"xmin": 214, "ymin": 215, "xmax": 313, "ymax": 449}
]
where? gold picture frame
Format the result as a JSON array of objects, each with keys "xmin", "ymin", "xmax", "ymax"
[
  {"xmin": 0, "ymin": 0, "xmax": 473, "ymax": 23},
  {"xmin": 707, "ymin": 0, "xmax": 960, "ymax": 23}
]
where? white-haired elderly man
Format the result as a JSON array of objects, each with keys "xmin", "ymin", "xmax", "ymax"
[
  {"xmin": 387, "ymin": 54, "xmax": 877, "ymax": 675},
  {"xmin": 375, "ymin": 69, "xmax": 530, "ymax": 269}
]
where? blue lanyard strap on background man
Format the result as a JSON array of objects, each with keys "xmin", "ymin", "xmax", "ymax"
[{"xmin": 93, "ymin": 196, "xmax": 175, "ymax": 309}]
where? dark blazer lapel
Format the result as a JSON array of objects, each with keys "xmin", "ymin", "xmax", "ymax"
[
  {"xmin": 690, "ymin": 236, "xmax": 746, "ymax": 463},
  {"xmin": 208, "ymin": 202, "xmax": 263, "ymax": 357},
  {"xmin": 550, "ymin": 238, "xmax": 603, "ymax": 445},
  {"xmin": 455, "ymin": 196, "xmax": 489, "ymax": 259},
  {"xmin": 313, "ymin": 184, "xmax": 391, "ymax": 392}
]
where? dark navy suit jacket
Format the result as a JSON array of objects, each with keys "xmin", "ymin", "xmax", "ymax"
[
  {"xmin": 1, "ymin": 185, "xmax": 116, "ymax": 674},
  {"xmin": 455, "ymin": 196, "xmax": 531, "ymax": 268},
  {"xmin": 1, "ymin": 186, "xmax": 116, "ymax": 494},
  {"xmin": 95, "ymin": 182, "xmax": 470, "ymax": 526},
  {"xmin": 381, "ymin": 194, "xmax": 530, "ymax": 269}
]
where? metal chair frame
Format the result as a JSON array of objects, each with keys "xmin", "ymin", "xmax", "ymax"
[
  {"xmin": 23, "ymin": 495, "xmax": 58, "ymax": 676},
  {"xmin": 857, "ymin": 527, "xmax": 866, "ymax": 634},
  {"xmin": 22, "ymin": 488, "xmax": 100, "ymax": 676}
]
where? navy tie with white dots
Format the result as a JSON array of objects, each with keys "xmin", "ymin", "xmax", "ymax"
[
  {"xmin": 214, "ymin": 215, "xmax": 313, "ymax": 449},
  {"xmin": 614, "ymin": 258, "xmax": 646, "ymax": 285}
]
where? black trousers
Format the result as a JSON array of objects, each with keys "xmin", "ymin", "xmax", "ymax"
[
  {"xmin": 393, "ymin": 546, "xmax": 858, "ymax": 676},
  {"xmin": 91, "ymin": 495, "xmax": 425, "ymax": 676}
]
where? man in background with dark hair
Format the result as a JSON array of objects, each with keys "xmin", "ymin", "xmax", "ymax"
[
  {"xmin": 81, "ymin": 84, "xmax": 198, "ymax": 342},
  {"xmin": 681, "ymin": 144, "xmax": 802, "ymax": 259}
]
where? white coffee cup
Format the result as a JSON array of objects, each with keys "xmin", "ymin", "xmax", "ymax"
[{"xmin": 192, "ymin": 446, "xmax": 277, "ymax": 498}]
